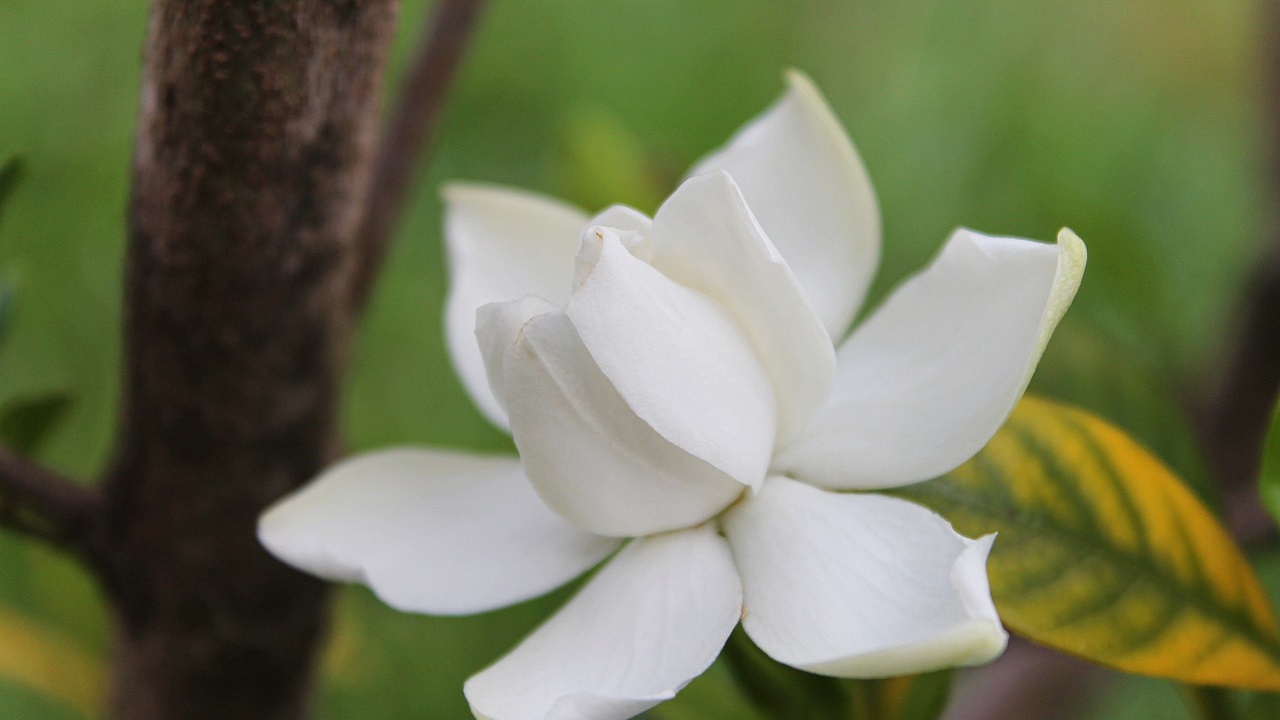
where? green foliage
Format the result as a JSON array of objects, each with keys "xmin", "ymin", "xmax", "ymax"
[
  {"xmin": 710, "ymin": 629, "xmax": 952, "ymax": 720},
  {"xmin": 0, "ymin": 679, "xmax": 85, "ymax": 720},
  {"xmin": 645, "ymin": 661, "xmax": 769, "ymax": 720},
  {"xmin": 0, "ymin": 283, "xmax": 13, "ymax": 349},
  {"xmin": 1186, "ymin": 686, "xmax": 1241, "ymax": 720},
  {"xmin": 0, "ymin": 156, "xmax": 25, "ymax": 231},
  {"xmin": 0, "ymin": 607, "xmax": 103, "ymax": 719},
  {"xmin": 846, "ymin": 673, "xmax": 952, "ymax": 720},
  {"xmin": 1262, "ymin": 397, "xmax": 1280, "ymax": 526},
  {"xmin": 718, "ymin": 627, "xmax": 851, "ymax": 720},
  {"xmin": 894, "ymin": 396, "xmax": 1280, "ymax": 690},
  {"xmin": 560, "ymin": 106, "xmax": 669, "ymax": 215},
  {"xmin": 880, "ymin": 672, "xmax": 953, "ymax": 720},
  {"xmin": 1245, "ymin": 690, "xmax": 1280, "ymax": 720},
  {"xmin": 0, "ymin": 393, "xmax": 73, "ymax": 457},
  {"xmin": 0, "ymin": 156, "xmax": 22, "ymax": 348}
]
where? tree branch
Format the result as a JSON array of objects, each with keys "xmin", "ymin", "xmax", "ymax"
[
  {"xmin": 349, "ymin": 0, "xmax": 489, "ymax": 312},
  {"xmin": 0, "ymin": 446, "xmax": 100, "ymax": 556},
  {"xmin": 102, "ymin": 2, "xmax": 399, "ymax": 718}
]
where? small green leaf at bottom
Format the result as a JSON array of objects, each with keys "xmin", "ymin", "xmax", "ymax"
[
  {"xmin": 0, "ymin": 156, "xmax": 27, "ymax": 229},
  {"xmin": 1261, "ymin": 397, "xmax": 1280, "ymax": 527},
  {"xmin": 0, "ymin": 394, "xmax": 74, "ymax": 457}
]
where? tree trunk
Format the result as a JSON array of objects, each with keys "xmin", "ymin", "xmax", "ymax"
[{"xmin": 102, "ymin": 1, "xmax": 397, "ymax": 717}]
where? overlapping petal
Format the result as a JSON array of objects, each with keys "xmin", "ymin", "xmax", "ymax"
[
  {"xmin": 651, "ymin": 172, "xmax": 836, "ymax": 445},
  {"xmin": 722, "ymin": 476, "xmax": 1007, "ymax": 678},
  {"xmin": 443, "ymin": 184, "xmax": 588, "ymax": 429},
  {"xmin": 775, "ymin": 228, "xmax": 1086, "ymax": 490},
  {"xmin": 689, "ymin": 70, "xmax": 880, "ymax": 338},
  {"xmin": 566, "ymin": 230, "xmax": 776, "ymax": 488},
  {"xmin": 257, "ymin": 450, "xmax": 619, "ymax": 615},
  {"xmin": 464, "ymin": 526, "xmax": 743, "ymax": 720},
  {"xmin": 587, "ymin": 205, "xmax": 653, "ymax": 257},
  {"xmin": 475, "ymin": 295, "xmax": 560, "ymax": 415},
  {"xmin": 495, "ymin": 308, "xmax": 748, "ymax": 537}
]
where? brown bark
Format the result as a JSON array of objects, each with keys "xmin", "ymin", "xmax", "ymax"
[{"xmin": 100, "ymin": 1, "xmax": 397, "ymax": 717}]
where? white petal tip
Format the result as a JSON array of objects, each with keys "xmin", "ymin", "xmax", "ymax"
[
  {"xmin": 1055, "ymin": 228, "xmax": 1088, "ymax": 282},
  {"xmin": 970, "ymin": 532, "xmax": 999, "ymax": 553},
  {"xmin": 1033, "ymin": 228, "xmax": 1087, "ymax": 361},
  {"xmin": 799, "ymin": 619, "xmax": 1010, "ymax": 678},
  {"xmin": 783, "ymin": 68, "xmax": 821, "ymax": 97}
]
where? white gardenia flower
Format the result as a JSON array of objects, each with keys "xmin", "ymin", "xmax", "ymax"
[{"xmin": 259, "ymin": 71, "xmax": 1086, "ymax": 720}]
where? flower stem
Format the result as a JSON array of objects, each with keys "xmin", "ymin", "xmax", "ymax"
[{"xmin": 721, "ymin": 628, "xmax": 851, "ymax": 720}]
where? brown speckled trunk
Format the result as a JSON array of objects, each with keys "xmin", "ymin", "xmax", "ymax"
[{"xmin": 102, "ymin": 1, "xmax": 397, "ymax": 717}]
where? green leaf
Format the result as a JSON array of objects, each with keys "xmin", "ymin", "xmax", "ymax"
[
  {"xmin": 0, "ymin": 283, "xmax": 14, "ymax": 348},
  {"xmin": 718, "ymin": 627, "xmax": 851, "ymax": 720},
  {"xmin": 0, "ymin": 394, "xmax": 74, "ymax": 457},
  {"xmin": 0, "ymin": 606, "xmax": 103, "ymax": 718},
  {"xmin": 644, "ymin": 662, "xmax": 769, "ymax": 720},
  {"xmin": 892, "ymin": 396, "xmax": 1280, "ymax": 690},
  {"xmin": 847, "ymin": 672, "xmax": 951, "ymax": 720},
  {"xmin": 560, "ymin": 107, "xmax": 667, "ymax": 214},
  {"xmin": 1245, "ymin": 691, "xmax": 1280, "ymax": 720},
  {"xmin": 714, "ymin": 629, "xmax": 952, "ymax": 720},
  {"xmin": 0, "ymin": 679, "xmax": 88, "ymax": 720},
  {"xmin": 0, "ymin": 156, "xmax": 26, "ymax": 230},
  {"xmin": 1186, "ymin": 686, "xmax": 1241, "ymax": 720},
  {"xmin": 1261, "ymin": 396, "xmax": 1280, "ymax": 526}
]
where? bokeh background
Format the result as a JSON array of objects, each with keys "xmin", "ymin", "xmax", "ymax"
[{"xmin": 0, "ymin": 0, "xmax": 1277, "ymax": 717}]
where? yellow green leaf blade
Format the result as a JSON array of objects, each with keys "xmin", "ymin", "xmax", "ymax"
[
  {"xmin": 0, "ymin": 606, "xmax": 103, "ymax": 717},
  {"xmin": 892, "ymin": 395, "xmax": 1280, "ymax": 690}
]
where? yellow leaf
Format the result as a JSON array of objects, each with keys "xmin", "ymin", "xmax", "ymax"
[
  {"xmin": 0, "ymin": 607, "xmax": 103, "ymax": 717},
  {"xmin": 893, "ymin": 395, "xmax": 1280, "ymax": 689}
]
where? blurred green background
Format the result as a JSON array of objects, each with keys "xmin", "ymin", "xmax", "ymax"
[{"xmin": 0, "ymin": 0, "xmax": 1276, "ymax": 717}]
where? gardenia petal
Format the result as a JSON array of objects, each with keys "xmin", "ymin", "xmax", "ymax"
[
  {"xmin": 651, "ymin": 171, "xmax": 836, "ymax": 445},
  {"xmin": 588, "ymin": 205, "xmax": 653, "ymax": 257},
  {"xmin": 443, "ymin": 184, "xmax": 587, "ymax": 430},
  {"xmin": 464, "ymin": 525, "xmax": 742, "ymax": 720},
  {"xmin": 475, "ymin": 295, "xmax": 560, "ymax": 415},
  {"xmin": 566, "ymin": 230, "xmax": 776, "ymax": 489},
  {"xmin": 722, "ymin": 476, "xmax": 1007, "ymax": 677},
  {"xmin": 257, "ymin": 449, "xmax": 619, "ymax": 615},
  {"xmin": 498, "ymin": 309, "xmax": 748, "ymax": 537},
  {"xmin": 689, "ymin": 70, "xmax": 880, "ymax": 338},
  {"xmin": 775, "ymin": 228, "xmax": 1086, "ymax": 490}
]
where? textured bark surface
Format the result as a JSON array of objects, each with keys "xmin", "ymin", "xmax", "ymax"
[{"xmin": 102, "ymin": 1, "xmax": 397, "ymax": 717}]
